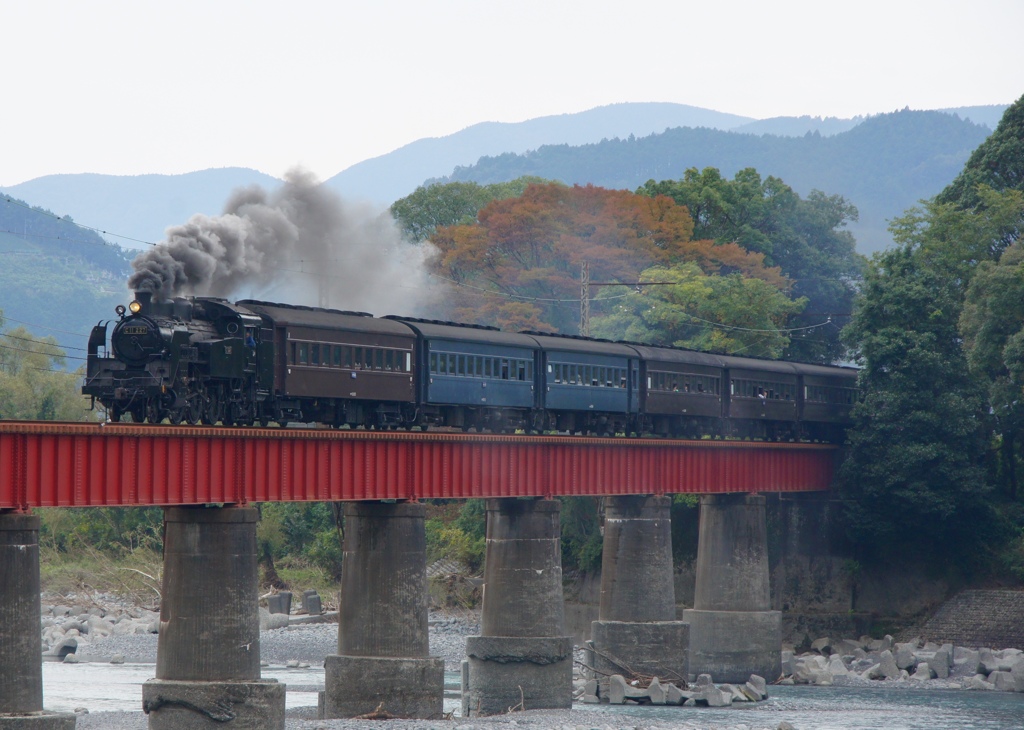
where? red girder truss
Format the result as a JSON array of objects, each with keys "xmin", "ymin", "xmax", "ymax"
[{"xmin": 0, "ymin": 422, "xmax": 839, "ymax": 509}]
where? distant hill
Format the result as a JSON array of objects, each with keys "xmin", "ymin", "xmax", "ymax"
[
  {"xmin": 438, "ymin": 109, "xmax": 996, "ymax": 254},
  {"xmin": 0, "ymin": 168, "xmax": 282, "ymax": 250},
  {"xmin": 730, "ymin": 105, "xmax": 1007, "ymax": 138},
  {"xmin": 326, "ymin": 103, "xmax": 1007, "ymax": 207},
  {"xmin": 324, "ymin": 103, "xmax": 755, "ymax": 205},
  {"xmin": 0, "ymin": 196, "xmax": 132, "ymax": 359},
  {"xmin": 0, "ymin": 102, "xmax": 1008, "ymax": 255}
]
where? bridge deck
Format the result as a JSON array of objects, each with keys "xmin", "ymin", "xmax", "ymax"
[{"xmin": 0, "ymin": 421, "xmax": 838, "ymax": 508}]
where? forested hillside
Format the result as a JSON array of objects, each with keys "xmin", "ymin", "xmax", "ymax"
[
  {"xmin": 0, "ymin": 195, "xmax": 131, "ymax": 357},
  {"xmin": 441, "ymin": 110, "xmax": 992, "ymax": 253},
  {"xmin": 839, "ymin": 94, "xmax": 1024, "ymax": 572},
  {"xmin": 1, "ymin": 168, "xmax": 283, "ymax": 250}
]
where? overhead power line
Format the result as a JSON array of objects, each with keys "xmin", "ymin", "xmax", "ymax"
[{"xmin": 2, "ymin": 196, "xmax": 159, "ymax": 247}]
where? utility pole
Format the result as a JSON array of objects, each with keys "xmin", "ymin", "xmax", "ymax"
[{"xmin": 579, "ymin": 261, "xmax": 590, "ymax": 336}]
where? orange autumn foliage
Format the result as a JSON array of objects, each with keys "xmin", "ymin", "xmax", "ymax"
[{"xmin": 428, "ymin": 183, "xmax": 787, "ymax": 332}]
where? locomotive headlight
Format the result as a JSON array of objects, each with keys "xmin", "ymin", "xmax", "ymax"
[
  {"xmin": 115, "ymin": 304, "xmax": 126, "ymax": 317},
  {"xmin": 128, "ymin": 300, "xmax": 142, "ymax": 314}
]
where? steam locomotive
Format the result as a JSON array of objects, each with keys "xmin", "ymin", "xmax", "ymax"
[{"xmin": 83, "ymin": 292, "xmax": 858, "ymax": 440}]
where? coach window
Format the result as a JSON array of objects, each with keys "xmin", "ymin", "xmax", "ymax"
[
  {"xmin": 298, "ymin": 343, "xmax": 308, "ymax": 365},
  {"xmin": 352, "ymin": 347, "xmax": 362, "ymax": 369},
  {"xmin": 288, "ymin": 343, "xmax": 295, "ymax": 365},
  {"xmin": 342, "ymin": 347, "xmax": 352, "ymax": 368},
  {"xmin": 310, "ymin": 344, "xmax": 319, "ymax": 366}
]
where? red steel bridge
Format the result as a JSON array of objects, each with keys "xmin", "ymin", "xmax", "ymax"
[{"xmin": 0, "ymin": 421, "xmax": 839, "ymax": 509}]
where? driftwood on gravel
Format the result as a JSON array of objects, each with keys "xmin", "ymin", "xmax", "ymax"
[{"xmin": 354, "ymin": 702, "xmax": 395, "ymax": 720}]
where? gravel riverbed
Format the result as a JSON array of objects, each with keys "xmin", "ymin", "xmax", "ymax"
[
  {"xmin": 75, "ymin": 611, "xmax": 477, "ymax": 671},
  {"xmin": 66, "ymin": 608, "xmax": 784, "ymax": 730}
]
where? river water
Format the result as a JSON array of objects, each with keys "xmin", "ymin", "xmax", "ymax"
[{"xmin": 43, "ymin": 664, "xmax": 1024, "ymax": 728}]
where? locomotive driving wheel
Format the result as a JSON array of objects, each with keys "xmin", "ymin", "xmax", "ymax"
[
  {"xmin": 146, "ymin": 399, "xmax": 165, "ymax": 424},
  {"xmin": 202, "ymin": 390, "xmax": 220, "ymax": 425},
  {"xmin": 185, "ymin": 395, "xmax": 202, "ymax": 426}
]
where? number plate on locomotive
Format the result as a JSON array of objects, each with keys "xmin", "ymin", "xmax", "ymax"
[{"xmin": 122, "ymin": 326, "xmax": 149, "ymax": 335}]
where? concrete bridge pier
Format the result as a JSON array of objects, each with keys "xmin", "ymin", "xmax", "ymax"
[
  {"xmin": 463, "ymin": 499, "xmax": 573, "ymax": 717},
  {"xmin": 323, "ymin": 502, "xmax": 444, "ymax": 719},
  {"xmin": 0, "ymin": 512, "xmax": 76, "ymax": 729},
  {"xmin": 143, "ymin": 506, "xmax": 285, "ymax": 730},
  {"xmin": 683, "ymin": 493, "xmax": 781, "ymax": 683},
  {"xmin": 588, "ymin": 495, "xmax": 689, "ymax": 694}
]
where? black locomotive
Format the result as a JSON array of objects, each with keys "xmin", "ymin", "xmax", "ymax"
[{"xmin": 83, "ymin": 292, "xmax": 858, "ymax": 440}]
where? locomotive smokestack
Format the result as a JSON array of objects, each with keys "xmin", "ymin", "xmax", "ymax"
[{"xmin": 134, "ymin": 291, "xmax": 152, "ymax": 315}]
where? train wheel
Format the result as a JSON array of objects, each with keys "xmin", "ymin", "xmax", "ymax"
[
  {"xmin": 202, "ymin": 391, "xmax": 220, "ymax": 425},
  {"xmin": 146, "ymin": 400, "xmax": 165, "ymax": 424},
  {"xmin": 129, "ymin": 403, "xmax": 146, "ymax": 423},
  {"xmin": 168, "ymin": 409, "xmax": 183, "ymax": 426},
  {"xmin": 186, "ymin": 397, "xmax": 202, "ymax": 426}
]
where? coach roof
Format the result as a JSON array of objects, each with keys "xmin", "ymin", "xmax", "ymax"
[{"xmin": 238, "ymin": 300, "xmax": 416, "ymax": 337}]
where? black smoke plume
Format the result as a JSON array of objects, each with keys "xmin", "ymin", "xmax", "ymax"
[{"xmin": 128, "ymin": 169, "xmax": 437, "ymax": 314}]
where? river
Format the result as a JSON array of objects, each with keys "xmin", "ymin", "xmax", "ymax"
[{"xmin": 42, "ymin": 663, "xmax": 1024, "ymax": 729}]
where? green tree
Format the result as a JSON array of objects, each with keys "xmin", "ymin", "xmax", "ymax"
[
  {"xmin": 390, "ymin": 177, "xmax": 550, "ymax": 242},
  {"xmin": 839, "ymin": 244, "xmax": 994, "ymax": 560},
  {"xmin": 960, "ymin": 238, "xmax": 1024, "ymax": 499},
  {"xmin": 639, "ymin": 168, "xmax": 863, "ymax": 362},
  {"xmin": 0, "ymin": 326, "xmax": 92, "ymax": 421},
  {"xmin": 938, "ymin": 93, "xmax": 1024, "ymax": 211},
  {"xmin": 591, "ymin": 263, "xmax": 805, "ymax": 358}
]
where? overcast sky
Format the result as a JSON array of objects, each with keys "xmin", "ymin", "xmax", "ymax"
[{"xmin": 2, "ymin": 0, "xmax": 1020, "ymax": 187}]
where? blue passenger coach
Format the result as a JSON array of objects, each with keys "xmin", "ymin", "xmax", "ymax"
[
  {"xmin": 388, "ymin": 317, "xmax": 539, "ymax": 432},
  {"xmin": 525, "ymin": 333, "xmax": 639, "ymax": 435}
]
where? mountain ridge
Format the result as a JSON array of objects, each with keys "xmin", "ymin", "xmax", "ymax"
[{"xmin": 0, "ymin": 102, "xmax": 1008, "ymax": 251}]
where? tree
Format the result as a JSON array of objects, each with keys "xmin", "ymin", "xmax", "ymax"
[
  {"xmin": 427, "ymin": 182, "xmax": 787, "ymax": 333},
  {"xmin": 0, "ymin": 326, "xmax": 92, "ymax": 422},
  {"xmin": 838, "ymin": 245, "xmax": 993, "ymax": 559},
  {"xmin": 938, "ymin": 93, "xmax": 1024, "ymax": 211},
  {"xmin": 389, "ymin": 177, "xmax": 550, "ymax": 242},
  {"xmin": 639, "ymin": 168, "xmax": 863, "ymax": 362},
  {"xmin": 960, "ymin": 239, "xmax": 1024, "ymax": 499},
  {"xmin": 591, "ymin": 263, "xmax": 805, "ymax": 358}
]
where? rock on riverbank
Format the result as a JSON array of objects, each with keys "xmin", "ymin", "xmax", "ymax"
[{"xmin": 780, "ymin": 634, "xmax": 1024, "ymax": 692}]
